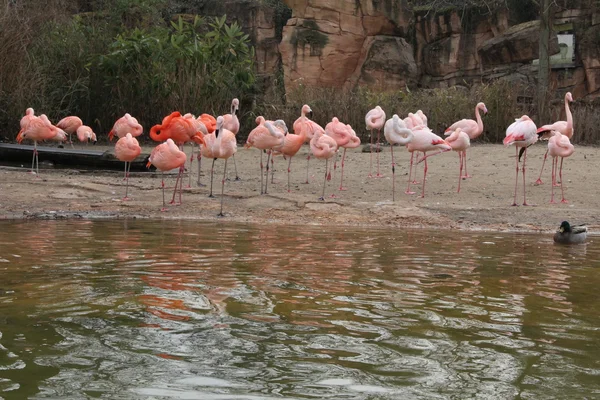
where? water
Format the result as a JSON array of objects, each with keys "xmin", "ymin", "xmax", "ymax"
[{"xmin": 0, "ymin": 220, "xmax": 599, "ymax": 399}]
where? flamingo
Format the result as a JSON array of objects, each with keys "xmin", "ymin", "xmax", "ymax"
[
  {"xmin": 255, "ymin": 116, "xmax": 289, "ymax": 184},
  {"xmin": 109, "ymin": 113, "xmax": 143, "ymax": 141},
  {"xmin": 547, "ymin": 131, "xmax": 574, "ymax": 203},
  {"xmin": 245, "ymin": 116, "xmax": 285, "ymax": 194},
  {"xmin": 445, "ymin": 128, "xmax": 471, "ymax": 193},
  {"xmin": 409, "ymin": 127, "xmax": 452, "ymax": 198},
  {"xmin": 503, "ymin": 115, "xmax": 538, "ymax": 206},
  {"xmin": 310, "ymin": 129, "xmax": 338, "ymax": 200},
  {"xmin": 18, "ymin": 108, "xmax": 36, "ymax": 135},
  {"xmin": 207, "ymin": 116, "xmax": 238, "ymax": 216},
  {"xmin": 444, "ymin": 102, "xmax": 487, "ymax": 179},
  {"xmin": 293, "ymin": 105, "xmax": 325, "ymax": 184},
  {"xmin": 272, "ymin": 119, "xmax": 307, "ymax": 193},
  {"xmin": 196, "ymin": 113, "xmax": 217, "ymax": 186},
  {"xmin": 535, "ymin": 92, "xmax": 574, "ymax": 185},
  {"xmin": 384, "ymin": 115, "xmax": 413, "ymax": 201},
  {"xmin": 325, "ymin": 117, "xmax": 360, "ymax": 192},
  {"xmin": 115, "ymin": 133, "xmax": 141, "ymax": 200},
  {"xmin": 150, "ymin": 111, "xmax": 206, "ymax": 204},
  {"xmin": 182, "ymin": 113, "xmax": 209, "ymax": 187},
  {"xmin": 416, "ymin": 110, "xmax": 428, "ymax": 127},
  {"xmin": 365, "ymin": 106, "xmax": 386, "ymax": 178},
  {"xmin": 76, "ymin": 125, "xmax": 97, "ymax": 144},
  {"xmin": 222, "ymin": 98, "xmax": 241, "ymax": 180},
  {"xmin": 56, "ymin": 116, "xmax": 83, "ymax": 148},
  {"xmin": 146, "ymin": 138, "xmax": 187, "ymax": 211},
  {"xmin": 16, "ymin": 114, "xmax": 67, "ymax": 174}
]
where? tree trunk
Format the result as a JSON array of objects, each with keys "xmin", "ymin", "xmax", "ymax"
[{"xmin": 537, "ymin": 0, "xmax": 553, "ymax": 123}]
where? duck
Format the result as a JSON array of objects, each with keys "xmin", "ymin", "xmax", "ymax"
[{"xmin": 553, "ymin": 221, "xmax": 588, "ymax": 244}]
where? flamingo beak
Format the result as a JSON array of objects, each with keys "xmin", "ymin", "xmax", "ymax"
[{"xmin": 146, "ymin": 161, "xmax": 152, "ymax": 169}]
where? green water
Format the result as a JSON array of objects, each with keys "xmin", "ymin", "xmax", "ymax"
[{"xmin": 0, "ymin": 220, "xmax": 598, "ymax": 399}]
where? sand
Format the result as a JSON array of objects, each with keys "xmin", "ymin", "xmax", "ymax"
[{"xmin": 0, "ymin": 143, "xmax": 598, "ymax": 233}]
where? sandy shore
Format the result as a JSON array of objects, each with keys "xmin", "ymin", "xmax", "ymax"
[{"xmin": 0, "ymin": 143, "xmax": 598, "ymax": 233}]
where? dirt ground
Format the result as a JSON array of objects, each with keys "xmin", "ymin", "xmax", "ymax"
[{"xmin": 0, "ymin": 142, "xmax": 598, "ymax": 234}]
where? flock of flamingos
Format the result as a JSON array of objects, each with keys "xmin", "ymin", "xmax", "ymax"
[{"xmin": 15, "ymin": 92, "xmax": 575, "ymax": 215}]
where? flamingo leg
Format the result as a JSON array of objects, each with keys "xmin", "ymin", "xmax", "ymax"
[
  {"xmin": 233, "ymin": 154, "xmax": 240, "ymax": 181},
  {"xmin": 123, "ymin": 162, "xmax": 132, "ymax": 201},
  {"xmin": 512, "ymin": 147, "xmax": 519, "ymax": 206},
  {"xmin": 550, "ymin": 157, "xmax": 556, "ymax": 203},
  {"xmin": 218, "ymin": 159, "xmax": 228, "ymax": 216},
  {"xmin": 123, "ymin": 161, "xmax": 128, "ymax": 182},
  {"xmin": 463, "ymin": 150, "xmax": 471, "ymax": 178},
  {"xmin": 368, "ymin": 128, "xmax": 374, "ymax": 178},
  {"xmin": 406, "ymin": 152, "xmax": 415, "ymax": 195},
  {"xmin": 259, "ymin": 150, "xmax": 264, "ymax": 195},
  {"xmin": 160, "ymin": 171, "xmax": 167, "ymax": 212},
  {"xmin": 339, "ymin": 148, "xmax": 347, "ymax": 191},
  {"xmin": 391, "ymin": 145, "xmax": 396, "ymax": 201},
  {"xmin": 197, "ymin": 147, "xmax": 206, "ymax": 187},
  {"xmin": 319, "ymin": 158, "xmax": 329, "ymax": 200},
  {"xmin": 420, "ymin": 152, "xmax": 428, "ymax": 198},
  {"xmin": 559, "ymin": 158, "xmax": 568, "ymax": 203},
  {"xmin": 376, "ymin": 128, "xmax": 383, "ymax": 177},
  {"xmin": 178, "ymin": 164, "xmax": 184, "ymax": 205},
  {"xmin": 331, "ymin": 151, "xmax": 338, "ymax": 182},
  {"xmin": 304, "ymin": 154, "xmax": 310, "ymax": 184},
  {"xmin": 411, "ymin": 152, "xmax": 420, "ymax": 184},
  {"xmin": 30, "ymin": 141, "xmax": 37, "ymax": 174},
  {"xmin": 535, "ymin": 149, "xmax": 548, "ymax": 185},
  {"xmin": 457, "ymin": 152, "xmax": 463, "ymax": 193},
  {"xmin": 170, "ymin": 166, "xmax": 183, "ymax": 204},
  {"xmin": 270, "ymin": 154, "xmax": 275, "ymax": 184},
  {"xmin": 287, "ymin": 156, "xmax": 292, "ymax": 193},
  {"xmin": 187, "ymin": 143, "xmax": 194, "ymax": 188},
  {"xmin": 522, "ymin": 147, "xmax": 530, "ymax": 206},
  {"xmin": 265, "ymin": 150, "xmax": 272, "ymax": 194},
  {"xmin": 209, "ymin": 158, "xmax": 216, "ymax": 198}
]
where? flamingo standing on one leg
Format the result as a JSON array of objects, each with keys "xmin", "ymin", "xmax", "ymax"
[
  {"xmin": 293, "ymin": 105, "xmax": 325, "ymax": 184},
  {"xmin": 444, "ymin": 102, "xmax": 487, "ymax": 179},
  {"xmin": 146, "ymin": 138, "xmax": 187, "ymax": 211},
  {"xmin": 115, "ymin": 133, "xmax": 141, "ymax": 200},
  {"xmin": 547, "ymin": 130, "xmax": 574, "ymax": 204},
  {"xmin": 196, "ymin": 113, "xmax": 217, "ymax": 187},
  {"xmin": 409, "ymin": 127, "xmax": 452, "ymax": 198},
  {"xmin": 270, "ymin": 120, "xmax": 304, "ymax": 193},
  {"xmin": 503, "ymin": 115, "xmax": 538, "ymax": 206},
  {"xmin": 310, "ymin": 129, "xmax": 338, "ymax": 201},
  {"xmin": 207, "ymin": 116, "xmax": 237, "ymax": 216},
  {"xmin": 338, "ymin": 125, "xmax": 361, "ymax": 191},
  {"xmin": 222, "ymin": 98, "xmax": 241, "ymax": 180},
  {"xmin": 109, "ymin": 113, "xmax": 143, "ymax": 141},
  {"xmin": 384, "ymin": 115, "xmax": 413, "ymax": 201},
  {"xmin": 56, "ymin": 116, "xmax": 83, "ymax": 148},
  {"xmin": 16, "ymin": 114, "xmax": 67, "ymax": 174},
  {"xmin": 365, "ymin": 106, "xmax": 386, "ymax": 178},
  {"xmin": 183, "ymin": 113, "xmax": 209, "ymax": 188},
  {"xmin": 76, "ymin": 125, "xmax": 97, "ymax": 144},
  {"xmin": 445, "ymin": 128, "xmax": 471, "ymax": 193},
  {"xmin": 535, "ymin": 92, "xmax": 574, "ymax": 185},
  {"xmin": 245, "ymin": 116, "xmax": 285, "ymax": 194},
  {"xmin": 255, "ymin": 116, "xmax": 288, "ymax": 185}
]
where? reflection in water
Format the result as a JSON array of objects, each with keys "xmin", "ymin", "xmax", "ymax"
[{"xmin": 0, "ymin": 220, "xmax": 599, "ymax": 399}]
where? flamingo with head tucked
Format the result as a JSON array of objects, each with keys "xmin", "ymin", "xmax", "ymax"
[
  {"xmin": 446, "ymin": 128, "xmax": 471, "ymax": 193},
  {"xmin": 109, "ymin": 113, "xmax": 143, "ymax": 141},
  {"xmin": 503, "ymin": 115, "xmax": 538, "ymax": 206},
  {"xmin": 146, "ymin": 138, "xmax": 188, "ymax": 211},
  {"xmin": 245, "ymin": 116, "xmax": 285, "ymax": 195},
  {"xmin": 384, "ymin": 115, "xmax": 413, "ymax": 201},
  {"xmin": 195, "ymin": 113, "xmax": 217, "ymax": 186},
  {"xmin": 325, "ymin": 117, "xmax": 360, "ymax": 193},
  {"xmin": 293, "ymin": 104, "xmax": 325, "ymax": 184},
  {"xmin": 17, "ymin": 114, "xmax": 67, "ymax": 174},
  {"xmin": 445, "ymin": 102, "xmax": 487, "ymax": 178},
  {"xmin": 76, "ymin": 125, "xmax": 97, "ymax": 145},
  {"xmin": 310, "ymin": 129, "xmax": 338, "ymax": 200},
  {"xmin": 115, "ymin": 133, "xmax": 141, "ymax": 200},
  {"xmin": 365, "ymin": 106, "xmax": 386, "ymax": 178},
  {"xmin": 535, "ymin": 92, "xmax": 574, "ymax": 185},
  {"xmin": 410, "ymin": 127, "xmax": 452, "ymax": 198},
  {"xmin": 56, "ymin": 116, "xmax": 83, "ymax": 148},
  {"xmin": 547, "ymin": 131, "xmax": 574, "ymax": 204}
]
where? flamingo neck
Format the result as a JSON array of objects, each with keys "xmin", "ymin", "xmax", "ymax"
[
  {"xmin": 565, "ymin": 95, "xmax": 573, "ymax": 131},
  {"xmin": 475, "ymin": 105, "xmax": 483, "ymax": 133},
  {"xmin": 149, "ymin": 126, "xmax": 163, "ymax": 142}
]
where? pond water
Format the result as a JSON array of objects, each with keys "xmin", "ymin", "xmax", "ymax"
[{"xmin": 0, "ymin": 220, "xmax": 598, "ymax": 399}]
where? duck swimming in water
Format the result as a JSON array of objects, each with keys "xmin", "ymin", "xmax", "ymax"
[{"xmin": 553, "ymin": 221, "xmax": 588, "ymax": 244}]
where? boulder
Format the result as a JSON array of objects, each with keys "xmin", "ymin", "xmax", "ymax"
[
  {"xmin": 479, "ymin": 20, "xmax": 560, "ymax": 66},
  {"xmin": 423, "ymin": 33, "xmax": 492, "ymax": 77}
]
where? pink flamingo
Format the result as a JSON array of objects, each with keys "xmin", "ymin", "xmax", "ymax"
[
  {"xmin": 365, "ymin": 106, "xmax": 386, "ymax": 178},
  {"xmin": 409, "ymin": 127, "xmax": 452, "ymax": 198},
  {"xmin": 293, "ymin": 104, "xmax": 325, "ymax": 184},
  {"xmin": 416, "ymin": 110, "xmax": 428, "ymax": 127},
  {"xmin": 16, "ymin": 114, "xmax": 67, "ymax": 174},
  {"xmin": 18, "ymin": 108, "xmax": 36, "ymax": 135},
  {"xmin": 256, "ymin": 116, "xmax": 288, "ymax": 184},
  {"xmin": 183, "ymin": 113, "xmax": 209, "ymax": 187},
  {"xmin": 325, "ymin": 117, "xmax": 359, "ymax": 192},
  {"xmin": 444, "ymin": 102, "xmax": 487, "ymax": 179},
  {"xmin": 271, "ymin": 120, "xmax": 306, "ymax": 193},
  {"xmin": 445, "ymin": 128, "xmax": 471, "ymax": 193},
  {"xmin": 115, "ymin": 133, "xmax": 141, "ymax": 200},
  {"xmin": 503, "ymin": 115, "xmax": 538, "ymax": 206},
  {"xmin": 109, "ymin": 113, "xmax": 143, "ymax": 141},
  {"xmin": 310, "ymin": 129, "xmax": 338, "ymax": 200},
  {"xmin": 194, "ymin": 113, "xmax": 217, "ymax": 187},
  {"xmin": 535, "ymin": 92, "xmax": 574, "ymax": 185},
  {"xmin": 222, "ymin": 98, "xmax": 241, "ymax": 180},
  {"xmin": 338, "ymin": 125, "xmax": 361, "ymax": 191},
  {"xmin": 76, "ymin": 125, "xmax": 97, "ymax": 144},
  {"xmin": 207, "ymin": 116, "xmax": 238, "ymax": 216},
  {"xmin": 547, "ymin": 131, "xmax": 574, "ymax": 203},
  {"xmin": 146, "ymin": 138, "xmax": 187, "ymax": 211},
  {"xmin": 245, "ymin": 116, "xmax": 285, "ymax": 195},
  {"xmin": 56, "ymin": 116, "xmax": 83, "ymax": 148},
  {"xmin": 384, "ymin": 115, "xmax": 413, "ymax": 201}
]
